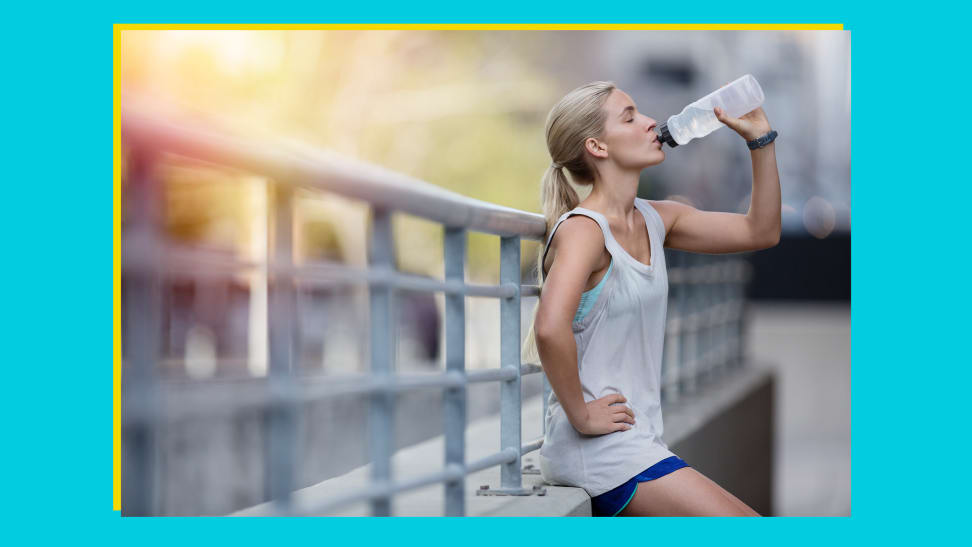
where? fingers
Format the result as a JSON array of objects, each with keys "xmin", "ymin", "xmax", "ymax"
[
  {"xmin": 602, "ymin": 393, "xmax": 627, "ymax": 405},
  {"xmin": 714, "ymin": 107, "xmax": 742, "ymax": 130},
  {"xmin": 610, "ymin": 404, "xmax": 634, "ymax": 417},
  {"xmin": 612, "ymin": 409, "xmax": 636, "ymax": 425},
  {"xmin": 610, "ymin": 404, "xmax": 635, "ymax": 424},
  {"xmin": 593, "ymin": 394, "xmax": 637, "ymax": 430}
]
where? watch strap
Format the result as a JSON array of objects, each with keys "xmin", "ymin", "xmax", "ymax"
[{"xmin": 747, "ymin": 130, "xmax": 778, "ymax": 150}]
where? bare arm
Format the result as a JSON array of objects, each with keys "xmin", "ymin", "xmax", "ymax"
[
  {"xmin": 656, "ymin": 106, "xmax": 781, "ymax": 254},
  {"xmin": 534, "ymin": 217, "xmax": 635, "ymax": 435}
]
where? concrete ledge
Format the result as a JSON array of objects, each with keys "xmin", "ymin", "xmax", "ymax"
[{"xmin": 233, "ymin": 365, "xmax": 773, "ymax": 516}]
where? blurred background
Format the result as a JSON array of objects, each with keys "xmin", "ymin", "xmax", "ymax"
[{"xmin": 120, "ymin": 29, "xmax": 850, "ymax": 516}]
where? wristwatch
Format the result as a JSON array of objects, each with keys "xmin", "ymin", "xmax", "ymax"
[{"xmin": 747, "ymin": 130, "xmax": 778, "ymax": 150}]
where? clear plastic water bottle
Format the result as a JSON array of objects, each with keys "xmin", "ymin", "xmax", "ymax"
[{"xmin": 656, "ymin": 74, "xmax": 765, "ymax": 147}]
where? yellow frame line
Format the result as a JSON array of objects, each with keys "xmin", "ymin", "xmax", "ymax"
[
  {"xmin": 113, "ymin": 22, "xmax": 122, "ymax": 512},
  {"xmin": 115, "ymin": 23, "xmax": 842, "ymax": 30}
]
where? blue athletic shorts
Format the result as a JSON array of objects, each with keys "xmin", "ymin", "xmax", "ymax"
[{"xmin": 590, "ymin": 456, "xmax": 690, "ymax": 516}]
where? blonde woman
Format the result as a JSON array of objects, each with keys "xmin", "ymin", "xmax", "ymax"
[{"xmin": 528, "ymin": 81, "xmax": 780, "ymax": 516}]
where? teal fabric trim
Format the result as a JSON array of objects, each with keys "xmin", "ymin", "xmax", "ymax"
[
  {"xmin": 612, "ymin": 483, "xmax": 638, "ymax": 516},
  {"xmin": 573, "ymin": 259, "xmax": 613, "ymax": 323}
]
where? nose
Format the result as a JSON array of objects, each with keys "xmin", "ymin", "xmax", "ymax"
[
  {"xmin": 645, "ymin": 117, "xmax": 657, "ymax": 135},
  {"xmin": 643, "ymin": 115, "xmax": 657, "ymax": 131}
]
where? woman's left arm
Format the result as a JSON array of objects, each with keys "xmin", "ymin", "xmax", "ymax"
[{"xmin": 656, "ymin": 106, "xmax": 781, "ymax": 254}]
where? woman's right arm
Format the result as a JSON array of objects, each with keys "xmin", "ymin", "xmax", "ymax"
[{"xmin": 534, "ymin": 217, "xmax": 635, "ymax": 436}]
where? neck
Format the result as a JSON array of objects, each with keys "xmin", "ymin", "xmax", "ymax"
[{"xmin": 582, "ymin": 164, "xmax": 641, "ymax": 220}]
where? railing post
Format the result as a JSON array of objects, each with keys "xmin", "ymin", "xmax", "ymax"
[
  {"xmin": 121, "ymin": 147, "xmax": 161, "ymax": 516},
  {"xmin": 368, "ymin": 207, "xmax": 396, "ymax": 516},
  {"xmin": 682, "ymin": 255, "xmax": 700, "ymax": 395},
  {"xmin": 668, "ymin": 252, "xmax": 686, "ymax": 402},
  {"xmin": 735, "ymin": 260, "xmax": 751, "ymax": 368},
  {"xmin": 267, "ymin": 183, "xmax": 298, "ymax": 514},
  {"xmin": 247, "ymin": 177, "xmax": 269, "ymax": 377},
  {"xmin": 700, "ymin": 260, "xmax": 716, "ymax": 384},
  {"xmin": 499, "ymin": 236, "xmax": 524, "ymax": 491},
  {"xmin": 716, "ymin": 259, "xmax": 731, "ymax": 374},
  {"xmin": 662, "ymin": 260, "xmax": 681, "ymax": 404},
  {"xmin": 443, "ymin": 227, "xmax": 467, "ymax": 516}
]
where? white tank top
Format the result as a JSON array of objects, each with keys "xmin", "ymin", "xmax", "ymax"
[{"xmin": 538, "ymin": 198, "xmax": 676, "ymax": 497}]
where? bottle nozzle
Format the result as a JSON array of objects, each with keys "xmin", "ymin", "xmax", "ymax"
[{"xmin": 656, "ymin": 122, "xmax": 678, "ymax": 148}]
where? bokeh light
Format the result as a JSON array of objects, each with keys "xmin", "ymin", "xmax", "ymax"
[{"xmin": 803, "ymin": 196, "xmax": 836, "ymax": 239}]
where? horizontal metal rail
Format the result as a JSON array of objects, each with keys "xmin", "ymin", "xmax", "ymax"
[
  {"xmin": 520, "ymin": 285, "xmax": 540, "ymax": 297},
  {"xmin": 121, "ymin": 96, "xmax": 546, "ymax": 240},
  {"xmin": 467, "ymin": 448, "xmax": 520, "ymax": 474},
  {"xmin": 123, "ymin": 241, "xmax": 745, "ymax": 293},
  {"xmin": 122, "ymin": 364, "xmax": 546, "ymax": 425},
  {"xmin": 520, "ymin": 437, "xmax": 544, "ymax": 455},
  {"xmin": 123, "ymin": 243, "xmax": 540, "ymax": 299},
  {"xmin": 667, "ymin": 261, "xmax": 752, "ymax": 284}
]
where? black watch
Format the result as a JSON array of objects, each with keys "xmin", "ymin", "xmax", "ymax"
[{"xmin": 747, "ymin": 130, "xmax": 778, "ymax": 150}]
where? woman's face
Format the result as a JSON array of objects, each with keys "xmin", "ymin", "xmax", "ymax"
[{"xmin": 596, "ymin": 89, "xmax": 664, "ymax": 169}]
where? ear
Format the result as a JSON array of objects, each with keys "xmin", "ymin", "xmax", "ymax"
[{"xmin": 584, "ymin": 137, "xmax": 608, "ymax": 160}]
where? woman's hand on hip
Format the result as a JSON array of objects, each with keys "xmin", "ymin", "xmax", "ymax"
[
  {"xmin": 714, "ymin": 106, "xmax": 772, "ymax": 142},
  {"xmin": 574, "ymin": 393, "xmax": 635, "ymax": 435}
]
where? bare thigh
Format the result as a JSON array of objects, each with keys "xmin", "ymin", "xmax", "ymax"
[{"xmin": 619, "ymin": 467, "xmax": 761, "ymax": 517}]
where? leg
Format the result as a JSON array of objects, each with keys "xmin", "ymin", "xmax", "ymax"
[
  {"xmin": 694, "ymin": 469, "xmax": 761, "ymax": 516},
  {"xmin": 619, "ymin": 467, "xmax": 761, "ymax": 516}
]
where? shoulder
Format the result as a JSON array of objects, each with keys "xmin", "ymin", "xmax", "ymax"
[
  {"xmin": 551, "ymin": 214, "xmax": 605, "ymax": 251},
  {"xmin": 544, "ymin": 214, "xmax": 607, "ymax": 276},
  {"xmin": 638, "ymin": 198, "xmax": 695, "ymax": 234}
]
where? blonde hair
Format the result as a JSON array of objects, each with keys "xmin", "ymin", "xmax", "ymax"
[{"xmin": 522, "ymin": 81, "xmax": 616, "ymax": 363}]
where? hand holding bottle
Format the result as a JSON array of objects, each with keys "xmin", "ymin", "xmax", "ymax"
[{"xmin": 713, "ymin": 106, "xmax": 773, "ymax": 142}]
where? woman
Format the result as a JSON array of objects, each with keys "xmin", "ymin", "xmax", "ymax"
[{"xmin": 528, "ymin": 81, "xmax": 780, "ymax": 516}]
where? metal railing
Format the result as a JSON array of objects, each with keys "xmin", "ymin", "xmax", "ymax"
[
  {"xmin": 120, "ymin": 96, "xmax": 548, "ymax": 516},
  {"xmin": 662, "ymin": 251, "xmax": 752, "ymax": 404},
  {"xmin": 120, "ymin": 96, "xmax": 752, "ymax": 516}
]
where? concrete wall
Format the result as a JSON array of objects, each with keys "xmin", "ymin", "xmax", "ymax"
[{"xmin": 669, "ymin": 373, "xmax": 775, "ymax": 515}]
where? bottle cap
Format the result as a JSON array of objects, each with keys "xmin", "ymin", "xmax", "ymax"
[{"xmin": 656, "ymin": 122, "xmax": 678, "ymax": 148}]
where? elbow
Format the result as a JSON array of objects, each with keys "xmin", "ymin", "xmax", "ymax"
[
  {"xmin": 756, "ymin": 226, "xmax": 781, "ymax": 250},
  {"xmin": 534, "ymin": 321, "xmax": 555, "ymax": 344},
  {"xmin": 766, "ymin": 228, "xmax": 781, "ymax": 248},
  {"xmin": 746, "ymin": 217, "xmax": 781, "ymax": 251},
  {"xmin": 533, "ymin": 316, "xmax": 565, "ymax": 344}
]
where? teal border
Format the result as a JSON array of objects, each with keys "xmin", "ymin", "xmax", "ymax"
[{"xmin": 7, "ymin": 0, "xmax": 968, "ymax": 544}]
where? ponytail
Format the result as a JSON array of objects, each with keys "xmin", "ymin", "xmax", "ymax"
[{"xmin": 541, "ymin": 165, "xmax": 580, "ymax": 234}]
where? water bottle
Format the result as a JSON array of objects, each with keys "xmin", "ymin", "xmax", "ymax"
[{"xmin": 656, "ymin": 74, "xmax": 765, "ymax": 147}]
